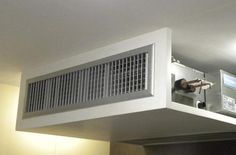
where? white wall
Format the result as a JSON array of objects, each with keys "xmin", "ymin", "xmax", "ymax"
[{"xmin": 0, "ymin": 83, "xmax": 109, "ymax": 155}]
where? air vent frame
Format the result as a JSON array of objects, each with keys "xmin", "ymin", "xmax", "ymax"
[{"xmin": 23, "ymin": 44, "xmax": 154, "ymax": 118}]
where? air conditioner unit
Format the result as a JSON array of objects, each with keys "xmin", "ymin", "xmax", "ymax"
[
  {"xmin": 16, "ymin": 28, "xmax": 236, "ymax": 143},
  {"xmin": 206, "ymin": 70, "xmax": 236, "ymax": 117}
]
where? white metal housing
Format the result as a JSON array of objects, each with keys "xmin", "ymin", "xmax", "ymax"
[{"xmin": 16, "ymin": 28, "xmax": 236, "ymax": 143}]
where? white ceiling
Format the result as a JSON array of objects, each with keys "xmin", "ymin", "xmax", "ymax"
[{"xmin": 1, "ymin": 0, "xmax": 236, "ymax": 86}]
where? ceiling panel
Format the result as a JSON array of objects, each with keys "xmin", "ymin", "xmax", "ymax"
[{"xmin": 0, "ymin": 0, "xmax": 235, "ymax": 85}]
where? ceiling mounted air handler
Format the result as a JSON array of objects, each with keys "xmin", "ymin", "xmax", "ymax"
[{"xmin": 16, "ymin": 28, "xmax": 236, "ymax": 143}]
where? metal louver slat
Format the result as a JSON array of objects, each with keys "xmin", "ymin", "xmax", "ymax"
[
  {"xmin": 35, "ymin": 82, "xmax": 39, "ymax": 111},
  {"xmin": 31, "ymin": 83, "xmax": 35, "ymax": 112},
  {"xmin": 46, "ymin": 79, "xmax": 51, "ymax": 109},
  {"xmin": 84, "ymin": 69, "xmax": 88, "ymax": 102},
  {"xmin": 67, "ymin": 73, "xmax": 72, "ymax": 105},
  {"xmin": 64, "ymin": 74, "xmax": 68, "ymax": 106},
  {"xmin": 26, "ymin": 84, "xmax": 32, "ymax": 112},
  {"xmin": 108, "ymin": 62, "xmax": 112, "ymax": 96},
  {"xmin": 78, "ymin": 70, "xmax": 83, "ymax": 103},
  {"xmin": 53, "ymin": 77, "xmax": 59, "ymax": 108},
  {"xmin": 93, "ymin": 67, "xmax": 97, "ymax": 100},
  {"xmin": 24, "ymin": 44, "xmax": 153, "ymax": 117},
  {"xmin": 71, "ymin": 71, "xmax": 76, "ymax": 104},
  {"xmin": 128, "ymin": 57, "xmax": 132, "ymax": 93}
]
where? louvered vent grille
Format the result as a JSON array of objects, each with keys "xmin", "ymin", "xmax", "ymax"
[
  {"xmin": 24, "ymin": 45, "xmax": 153, "ymax": 117},
  {"xmin": 108, "ymin": 53, "xmax": 147, "ymax": 96}
]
